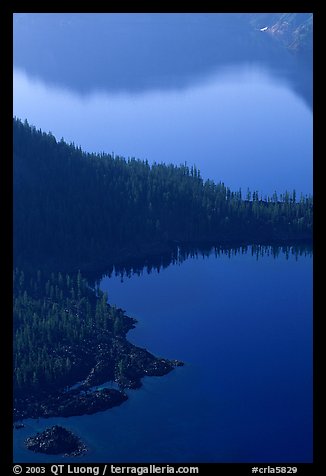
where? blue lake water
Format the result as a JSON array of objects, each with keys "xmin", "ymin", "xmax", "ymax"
[
  {"xmin": 13, "ymin": 13, "xmax": 312, "ymax": 197},
  {"xmin": 14, "ymin": 247, "xmax": 313, "ymax": 463},
  {"xmin": 13, "ymin": 13, "xmax": 313, "ymax": 463},
  {"xmin": 13, "ymin": 66, "xmax": 312, "ymax": 198}
]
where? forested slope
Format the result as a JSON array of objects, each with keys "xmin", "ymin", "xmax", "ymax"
[{"xmin": 13, "ymin": 118, "xmax": 313, "ymax": 273}]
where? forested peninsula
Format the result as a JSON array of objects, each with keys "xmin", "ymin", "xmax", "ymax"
[
  {"xmin": 13, "ymin": 117, "xmax": 312, "ymax": 426},
  {"xmin": 13, "ymin": 267, "xmax": 182, "ymax": 422},
  {"xmin": 14, "ymin": 118, "xmax": 312, "ymax": 274}
]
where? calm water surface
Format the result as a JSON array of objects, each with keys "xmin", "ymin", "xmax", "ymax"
[
  {"xmin": 13, "ymin": 14, "xmax": 313, "ymax": 463},
  {"xmin": 14, "ymin": 248, "xmax": 313, "ymax": 463},
  {"xmin": 13, "ymin": 66, "xmax": 312, "ymax": 197},
  {"xmin": 13, "ymin": 14, "xmax": 312, "ymax": 197}
]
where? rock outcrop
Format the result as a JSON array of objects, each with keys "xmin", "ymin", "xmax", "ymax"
[{"xmin": 26, "ymin": 425, "xmax": 87, "ymax": 456}]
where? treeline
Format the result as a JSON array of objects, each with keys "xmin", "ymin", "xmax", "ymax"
[
  {"xmin": 102, "ymin": 243, "xmax": 313, "ymax": 282},
  {"xmin": 13, "ymin": 267, "xmax": 129, "ymax": 397},
  {"xmin": 13, "ymin": 117, "xmax": 312, "ymax": 273},
  {"xmin": 13, "ymin": 118, "xmax": 313, "ymax": 404}
]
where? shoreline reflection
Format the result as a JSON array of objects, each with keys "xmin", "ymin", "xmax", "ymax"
[{"xmin": 91, "ymin": 242, "xmax": 313, "ymax": 285}]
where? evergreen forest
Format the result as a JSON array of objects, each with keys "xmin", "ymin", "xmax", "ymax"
[
  {"xmin": 13, "ymin": 117, "xmax": 313, "ymax": 413},
  {"xmin": 14, "ymin": 117, "xmax": 312, "ymax": 273}
]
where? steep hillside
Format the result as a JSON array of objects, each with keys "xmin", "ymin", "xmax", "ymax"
[
  {"xmin": 14, "ymin": 118, "xmax": 313, "ymax": 273},
  {"xmin": 249, "ymin": 13, "xmax": 313, "ymax": 54}
]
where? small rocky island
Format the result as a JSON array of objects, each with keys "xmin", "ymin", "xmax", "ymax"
[{"xmin": 26, "ymin": 425, "xmax": 87, "ymax": 456}]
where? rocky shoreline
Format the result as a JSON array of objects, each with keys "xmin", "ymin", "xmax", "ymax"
[
  {"xmin": 14, "ymin": 321, "xmax": 183, "ymax": 422},
  {"xmin": 17, "ymin": 347, "xmax": 183, "ymax": 456},
  {"xmin": 14, "ymin": 274, "xmax": 184, "ymax": 456}
]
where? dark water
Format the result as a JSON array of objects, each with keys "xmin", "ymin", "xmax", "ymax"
[
  {"xmin": 14, "ymin": 247, "xmax": 313, "ymax": 463},
  {"xmin": 13, "ymin": 13, "xmax": 313, "ymax": 463},
  {"xmin": 13, "ymin": 13, "xmax": 312, "ymax": 197}
]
